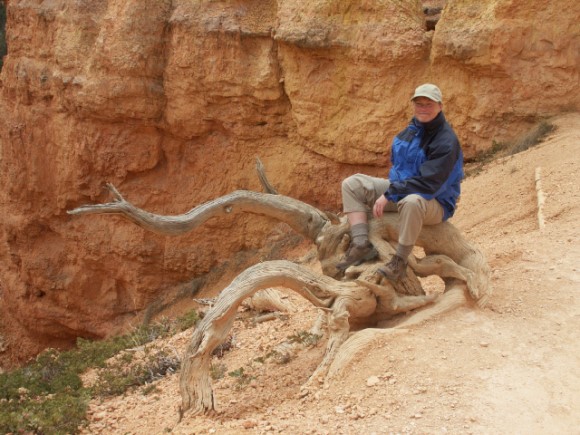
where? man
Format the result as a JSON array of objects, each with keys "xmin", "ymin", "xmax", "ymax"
[{"xmin": 337, "ymin": 83, "xmax": 464, "ymax": 281}]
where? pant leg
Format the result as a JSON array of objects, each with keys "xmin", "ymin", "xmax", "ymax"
[
  {"xmin": 397, "ymin": 194, "xmax": 444, "ymax": 246},
  {"xmin": 342, "ymin": 174, "xmax": 390, "ymax": 214}
]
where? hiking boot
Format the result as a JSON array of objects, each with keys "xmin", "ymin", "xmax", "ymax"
[
  {"xmin": 336, "ymin": 241, "xmax": 378, "ymax": 271},
  {"xmin": 377, "ymin": 255, "xmax": 407, "ymax": 281}
]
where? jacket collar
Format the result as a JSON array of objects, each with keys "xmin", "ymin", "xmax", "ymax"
[{"xmin": 412, "ymin": 111, "xmax": 446, "ymax": 132}]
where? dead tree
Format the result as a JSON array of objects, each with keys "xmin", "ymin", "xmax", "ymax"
[{"xmin": 68, "ymin": 160, "xmax": 491, "ymax": 417}]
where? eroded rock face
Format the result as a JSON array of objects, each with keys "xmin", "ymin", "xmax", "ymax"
[
  {"xmin": 430, "ymin": 0, "xmax": 580, "ymax": 155},
  {"xmin": 0, "ymin": 0, "xmax": 578, "ymax": 364}
]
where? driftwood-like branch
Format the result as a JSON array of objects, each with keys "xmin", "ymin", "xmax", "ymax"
[
  {"xmin": 179, "ymin": 260, "xmax": 371, "ymax": 415},
  {"xmin": 68, "ymin": 183, "xmax": 329, "ymax": 241},
  {"xmin": 178, "ymin": 259, "xmax": 439, "ymax": 415},
  {"xmin": 256, "ymin": 157, "xmax": 279, "ymax": 195},
  {"xmin": 67, "ymin": 164, "xmax": 492, "ymax": 418},
  {"xmin": 68, "ymin": 184, "xmax": 489, "ymax": 305}
]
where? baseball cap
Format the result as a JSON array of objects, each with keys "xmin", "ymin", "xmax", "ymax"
[{"xmin": 411, "ymin": 83, "xmax": 442, "ymax": 103}]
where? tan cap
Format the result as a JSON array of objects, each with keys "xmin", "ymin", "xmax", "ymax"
[{"xmin": 411, "ymin": 83, "xmax": 442, "ymax": 103}]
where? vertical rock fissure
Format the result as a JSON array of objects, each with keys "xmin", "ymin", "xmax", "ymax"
[
  {"xmin": 0, "ymin": 0, "xmax": 6, "ymax": 71},
  {"xmin": 157, "ymin": 0, "xmax": 175, "ymax": 125},
  {"xmin": 272, "ymin": 38, "xmax": 292, "ymax": 112},
  {"xmin": 422, "ymin": 1, "xmax": 446, "ymax": 32}
]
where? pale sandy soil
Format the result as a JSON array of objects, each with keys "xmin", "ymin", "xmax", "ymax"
[{"xmin": 80, "ymin": 113, "xmax": 580, "ymax": 435}]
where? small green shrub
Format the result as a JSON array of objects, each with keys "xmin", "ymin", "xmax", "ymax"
[
  {"xmin": 176, "ymin": 309, "xmax": 201, "ymax": 331},
  {"xmin": 509, "ymin": 121, "xmax": 555, "ymax": 155},
  {"xmin": 0, "ymin": 309, "xmax": 200, "ymax": 434},
  {"xmin": 228, "ymin": 367, "xmax": 245, "ymax": 378},
  {"xmin": 0, "ymin": 347, "xmax": 93, "ymax": 434},
  {"xmin": 92, "ymin": 348, "xmax": 181, "ymax": 397},
  {"xmin": 142, "ymin": 384, "xmax": 161, "ymax": 396},
  {"xmin": 91, "ymin": 349, "xmax": 180, "ymax": 397},
  {"xmin": 228, "ymin": 367, "xmax": 255, "ymax": 389},
  {"xmin": 466, "ymin": 121, "xmax": 556, "ymax": 177},
  {"xmin": 210, "ymin": 362, "xmax": 228, "ymax": 380},
  {"xmin": 0, "ymin": 390, "xmax": 90, "ymax": 435},
  {"xmin": 288, "ymin": 330, "xmax": 322, "ymax": 347},
  {"xmin": 266, "ymin": 349, "xmax": 292, "ymax": 365},
  {"xmin": 92, "ymin": 366, "xmax": 140, "ymax": 397},
  {"xmin": 466, "ymin": 140, "xmax": 506, "ymax": 167}
]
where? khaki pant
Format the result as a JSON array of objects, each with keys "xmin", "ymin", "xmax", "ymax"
[{"xmin": 342, "ymin": 173, "xmax": 444, "ymax": 246}]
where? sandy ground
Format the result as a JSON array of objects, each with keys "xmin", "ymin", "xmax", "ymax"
[{"xmin": 80, "ymin": 113, "xmax": 580, "ymax": 435}]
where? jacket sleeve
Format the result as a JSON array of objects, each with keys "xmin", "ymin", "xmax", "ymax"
[{"xmin": 387, "ymin": 130, "xmax": 460, "ymax": 199}]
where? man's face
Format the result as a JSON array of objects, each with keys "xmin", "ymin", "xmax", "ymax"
[{"xmin": 412, "ymin": 97, "xmax": 442, "ymax": 123}]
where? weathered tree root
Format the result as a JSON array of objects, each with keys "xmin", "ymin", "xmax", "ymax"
[
  {"xmin": 179, "ymin": 260, "xmax": 367, "ymax": 415},
  {"xmin": 178, "ymin": 260, "xmax": 438, "ymax": 415},
  {"xmin": 68, "ymin": 178, "xmax": 492, "ymax": 417},
  {"xmin": 324, "ymin": 285, "xmax": 468, "ymax": 381}
]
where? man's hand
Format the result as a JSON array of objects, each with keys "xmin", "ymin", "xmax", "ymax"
[{"xmin": 373, "ymin": 195, "xmax": 389, "ymax": 218}]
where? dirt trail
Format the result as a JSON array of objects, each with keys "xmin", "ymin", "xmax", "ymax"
[{"xmin": 80, "ymin": 113, "xmax": 580, "ymax": 435}]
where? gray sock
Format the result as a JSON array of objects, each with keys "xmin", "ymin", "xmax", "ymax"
[
  {"xmin": 351, "ymin": 223, "xmax": 369, "ymax": 245},
  {"xmin": 396, "ymin": 244, "xmax": 413, "ymax": 261}
]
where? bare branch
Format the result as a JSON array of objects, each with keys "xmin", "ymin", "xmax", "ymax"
[
  {"xmin": 256, "ymin": 157, "xmax": 279, "ymax": 194},
  {"xmin": 68, "ymin": 185, "xmax": 330, "ymax": 241},
  {"xmin": 255, "ymin": 157, "xmax": 340, "ymax": 225}
]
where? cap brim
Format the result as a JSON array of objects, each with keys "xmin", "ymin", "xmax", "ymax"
[{"xmin": 411, "ymin": 93, "xmax": 441, "ymax": 102}]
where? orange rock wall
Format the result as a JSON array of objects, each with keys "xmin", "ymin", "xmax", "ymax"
[{"xmin": 0, "ymin": 0, "xmax": 578, "ymax": 364}]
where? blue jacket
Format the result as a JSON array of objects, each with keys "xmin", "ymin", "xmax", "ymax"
[{"xmin": 386, "ymin": 111, "xmax": 463, "ymax": 221}]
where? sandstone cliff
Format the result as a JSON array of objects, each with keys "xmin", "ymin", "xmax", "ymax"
[{"xmin": 0, "ymin": 0, "xmax": 578, "ymax": 365}]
